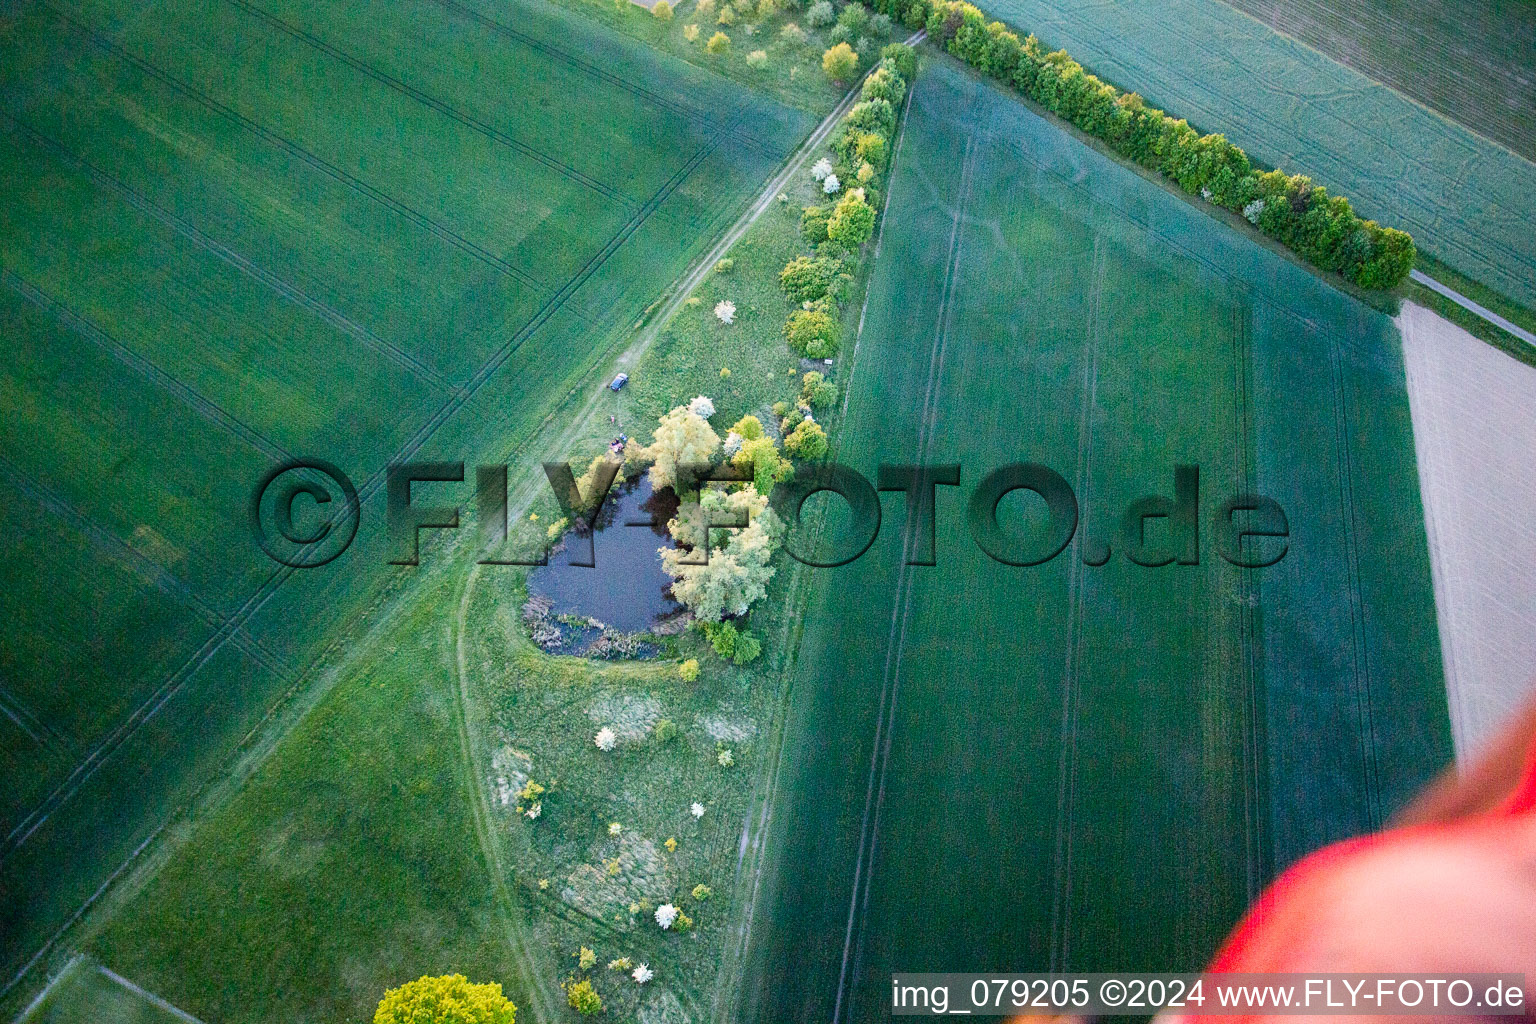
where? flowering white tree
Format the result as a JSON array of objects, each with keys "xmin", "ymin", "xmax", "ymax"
[
  {"xmin": 662, "ymin": 489, "xmax": 785, "ymax": 621},
  {"xmin": 632, "ymin": 965, "xmax": 654, "ymax": 984},
  {"xmin": 691, "ymin": 801, "xmax": 706, "ymax": 819},
  {"xmin": 655, "ymin": 903, "xmax": 679, "ymax": 929},
  {"xmin": 822, "ymin": 173, "xmax": 841, "ymax": 194},
  {"xmin": 525, "ymin": 802, "xmax": 542, "ymax": 820},
  {"xmin": 688, "ymin": 395, "xmax": 716, "ymax": 418},
  {"xmin": 718, "ymin": 748, "xmax": 734, "ymax": 767},
  {"xmin": 608, "ymin": 821, "xmax": 624, "ymax": 837},
  {"xmin": 722, "ymin": 430, "xmax": 744, "ymax": 457},
  {"xmin": 1243, "ymin": 199, "xmax": 1265, "ymax": 224},
  {"xmin": 714, "ymin": 299, "xmax": 736, "ymax": 324},
  {"xmin": 594, "ymin": 727, "xmax": 617, "ymax": 751},
  {"xmin": 810, "ymin": 157, "xmax": 833, "ymax": 181}
]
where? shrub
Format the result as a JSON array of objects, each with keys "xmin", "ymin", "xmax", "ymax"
[
  {"xmin": 780, "ymin": 21, "xmax": 806, "ymax": 43},
  {"xmin": 827, "ymin": 189, "xmax": 877, "ymax": 248},
  {"xmin": 682, "ymin": 20, "xmax": 700, "ymax": 40},
  {"xmin": 567, "ymin": 980, "xmax": 602, "ymax": 1016},
  {"xmin": 805, "ymin": 0, "xmax": 835, "ymax": 26},
  {"xmin": 870, "ymin": 11, "xmax": 893, "ymax": 35},
  {"xmin": 756, "ymin": 0, "xmax": 777, "ymax": 16},
  {"xmin": 861, "ymin": 66, "xmax": 905, "ymax": 105},
  {"xmin": 746, "ymin": 48, "xmax": 768, "ymax": 67},
  {"xmin": 845, "ymin": 97, "xmax": 896, "ymax": 135},
  {"xmin": 855, "ymin": 130, "xmax": 888, "ymax": 167},
  {"xmin": 800, "ymin": 371, "xmax": 839, "ymax": 407},
  {"xmin": 881, "ymin": 41, "xmax": 917, "ymax": 81},
  {"xmin": 376, "ymin": 975, "xmax": 515, "ymax": 1024},
  {"xmin": 653, "ymin": 0, "xmax": 674, "ymax": 18},
  {"xmin": 706, "ymin": 29, "xmax": 731, "ymax": 52},
  {"xmin": 785, "ymin": 309, "xmax": 841, "ymax": 357},
  {"xmin": 732, "ymin": 631, "xmax": 762, "ymax": 664},
  {"xmin": 695, "ymin": 0, "xmax": 716, "ymax": 15},
  {"xmin": 678, "ymin": 658, "xmax": 700, "ymax": 682},
  {"xmin": 800, "ymin": 204, "xmax": 831, "ymax": 245},
  {"xmin": 704, "ymin": 620, "xmax": 738, "ymax": 659},
  {"xmin": 578, "ymin": 947, "xmax": 598, "ymax": 970},
  {"xmin": 780, "ymin": 255, "xmax": 843, "ymax": 303},
  {"xmin": 717, "ymin": 2, "xmax": 736, "ymax": 23},
  {"xmin": 730, "ymin": 414, "xmax": 766, "ymax": 440},
  {"xmin": 693, "ymin": 883, "xmax": 712, "ymax": 900},
  {"xmin": 714, "ymin": 257, "xmax": 734, "ymax": 273},
  {"xmin": 784, "ymin": 418, "xmax": 829, "ymax": 459},
  {"xmin": 822, "ymin": 42, "xmax": 859, "ymax": 82},
  {"xmin": 654, "ymin": 717, "xmax": 680, "ymax": 743}
]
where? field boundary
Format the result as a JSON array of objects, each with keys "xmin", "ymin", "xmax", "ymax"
[{"xmin": 1409, "ymin": 270, "xmax": 1536, "ymax": 350}]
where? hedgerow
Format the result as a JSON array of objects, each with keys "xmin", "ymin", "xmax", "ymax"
[{"xmin": 855, "ymin": 0, "xmax": 1414, "ymax": 289}]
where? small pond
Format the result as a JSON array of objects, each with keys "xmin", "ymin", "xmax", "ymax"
[{"xmin": 526, "ymin": 475, "xmax": 682, "ymax": 635}]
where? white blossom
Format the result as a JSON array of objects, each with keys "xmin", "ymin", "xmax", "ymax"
[
  {"xmin": 714, "ymin": 299, "xmax": 736, "ymax": 324},
  {"xmin": 655, "ymin": 903, "xmax": 679, "ymax": 929},
  {"xmin": 1199, "ymin": 186, "xmax": 1214, "ymax": 201},
  {"xmin": 690, "ymin": 801, "xmax": 706, "ymax": 819},
  {"xmin": 717, "ymin": 748, "xmax": 734, "ymax": 767},
  {"xmin": 688, "ymin": 395, "xmax": 716, "ymax": 418},
  {"xmin": 822, "ymin": 173, "xmax": 841, "ymax": 194},
  {"xmin": 810, "ymin": 157, "xmax": 833, "ymax": 181},
  {"xmin": 632, "ymin": 965, "xmax": 654, "ymax": 984},
  {"xmin": 525, "ymin": 802, "xmax": 542, "ymax": 820},
  {"xmin": 595, "ymin": 727, "xmax": 617, "ymax": 751},
  {"xmin": 1243, "ymin": 198, "xmax": 1265, "ymax": 224},
  {"xmin": 608, "ymin": 821, "xmax": 624, "ymax": 837},
  {"xmin": 723, "ymin": 431, "xmax": 743, "ymax": 456}
]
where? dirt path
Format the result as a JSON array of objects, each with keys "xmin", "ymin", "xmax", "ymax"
[
  {"xmin": 1399, "ymin": 300, "xmax": 1536, "ymax": 759},
  {"xmin": 1410, "ymin": 269, "xmax": 1536, "ymax": 349}
]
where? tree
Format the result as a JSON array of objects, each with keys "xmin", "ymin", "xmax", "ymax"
[
  {"xmin": 566, "ymin": 980, "xmax": 602, "ymax": 1016},
  {"xmin": 375, "ymin": 975, "xmax": 515, "ymax": 1024},
  {"xmin": 653, "ymin": 0, "xmax": 673, "ymax": 18},
  {"xmin": 733, "ymin": 435, "xmax": 793, "ymax": 493},
  {"xmin": 729, "ymin": 414, "xmax": 765, "ymax": 441},
  {"xmin": 784, "ymin": 418, "xmax": 829, "ymax": 459},
  {"xmin": 746, "ymin": 48, "xmax": 768, "ymax": 67},
  {"xmin": 780, "ymin": 255, "xmax": 842, "ymax": 303},
  {"xmin": 880, "ymin": 42, "xmax": 917, "ymax": 81},
  {"xmin": 805, "ymin": 0, "xmax": 835, "ymax": 26},
  {"xmin": 827, "ymin": 189, "xmax": 876, "ymax": 248},
  {"xmin": 784, "ymin": 308, "xmax": 841, "ymax": 357},
  {"xmin": 682, "ymin": 22, "xmax": 699, "ymax": 40},
  {"xmin": 800, "ymin": 204, "xmax": 830, "ymax": 245},
  {"xmin": 642, "ymin": 402, "xmax": 721, "ymax": 492},
  {"xmin": 822, "ymin": 42, "xmax": 859, "ymax": 83},
  {"xmin": 662, "ymin": 491, "xmax": 784, "ymax": 621},
  {"xmin": 706, "ymin": 30, "xmax": 731, "ymax": 53},
  {"xmin": 800, "ymin": 370, "xmax": 838, "ymax": 408}
]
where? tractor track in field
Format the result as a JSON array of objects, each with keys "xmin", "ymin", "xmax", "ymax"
[
  {"xmin": 0, "ymin": 110, "xmax": 452, "ymax": 392},
  {"xmin": 834, "ymin": 119, "xmax": 972, "ymax": 1024}
]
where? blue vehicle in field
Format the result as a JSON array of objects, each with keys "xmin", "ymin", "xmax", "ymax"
[{"xmin": 609, "ymin": 373, "xmax": 629, "ymax": 391}]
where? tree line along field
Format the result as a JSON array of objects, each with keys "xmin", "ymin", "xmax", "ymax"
[
  {"xmin": 973, "ymin": 0, "xmax": 1536, "ymax": 312},
  {"xmin": 738, "ymin": 60, "xmax": 1451, "ymax": 1023},
  {"xmin": 1215, "ymin": 0, "xmax": 1536, "ymax": 165},
  {"xmin": 0, "ymin": 0, "xmax": 814, "ymax": 997}
]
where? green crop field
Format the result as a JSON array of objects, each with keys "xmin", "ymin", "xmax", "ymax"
[
  {"xmin": 972, "ymin": 0, "xmax": 1536, "ymax": 311},
  {"xmin": 0, "ymin": 0, "xmax": 814, "ymax": 996},
  {"xmin": 737, "ymin": 60, "xmax": 1452, "ymax": 1022},
  {"xmin": 1216, "ymin": 0, "xmax": 1536, "ymax": 164}
]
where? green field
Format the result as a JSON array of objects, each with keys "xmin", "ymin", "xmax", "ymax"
[
  {"xmin": 0, "ymin": 0, "xmax": 815, "ymax": 994},
  {"xmin": 1215, "ymin": 0, "xmax": 1536, "ymax": 163},
  {"xmin": 973, "ymin": 0, "xmax": 1536, "ymax": 311},
  {"xmin": 738, "ymin": 60, "xmax": 1452, "ymax": 1021}
]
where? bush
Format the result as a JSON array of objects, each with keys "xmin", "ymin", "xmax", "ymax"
[
  {"xmin": 861, "ymin": 66, "xmax": 905, "ymax": 106},
  {"xmin": 780, "ymin": 255, "xmax": 843, "ymax": 303},
  {"xmin": 695, "ymin": 0, "xmax": 716, "ymax": 15},
  {"xmin": 746, "ymin": 48, "xmax": 768, "ymax": 67},
  {"xmin": 376, "ymin": 975, "xmax": 515, "ymax": 1024},
  {"xmin": 706, "ymin": 29, "xmax": 731, "ymax": 52},
  {"xmin": 827, "ymin": 189, "xmax": 877, "ymax": 247},
  {"xmin": 683, "ymin": 22, "xmax": 700, "ymax": 40},
  {"xmin": 784, "ymin": 418, "xmax": 829, "ymax": 459},
  {"xmin": 822, "ymin": 42, "xmax": 859, "ymax": 82},
  {"xmin": 845, "ymin": 98, "xmax": 895, "ymax": 135},
  {"xmin": 732, "ymin": 630, "xmax": 763, "ymax": 664},
  {"xmin": 801, "ymin": 371, "xmax": 839, "ymax": 407},
  {"xmin": 805, "ymin": 0, "xmax": 835, "ymax": 26},
  {"xmin": 800, "ymin": 204, "xmax": 831, "ymax": 245},
  {"xmin": 678, "ymin": 658, "xmax": 700, "ymax": 682},
  {"xmin": 780, "ymin": 21, "xmax": 807, "ymax": 43},
  {"xmin": 757, "ymin": 0, "xmax": 777, "ymax": 16},
  {"xmin": 567, "ymin": 980, "xmax": 602, "ymax": 1016},
  {"xmin": 653, "ymin": 0, "xmax": 674, "ymax": 17},
  {"xmin": 881, "ymin": 41, "xmax": 917, "ymax": 81},
  {"xmin": 785, "ymin": 309, "xmax": 841, "ymax": 357},
  {"xmin": 704, "ymin": 620, "xmax": 738, "ymax": 659},
  {"xmin": 714, "ymin": 257, "xmax": 734, "ymax": 273},
  {"xmin": 653, "ymin": 717, "xmax": 680, "ymax": 743},
  {"xmin": 717, "ymin": 2, "xmax": 736, "ymax": 22}
]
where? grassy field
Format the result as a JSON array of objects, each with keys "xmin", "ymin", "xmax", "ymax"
[
  {"xmin": 973, "ymin": 0, "xmax": 1536, "ymax": 312},
  {"xmin": 1215, "ymin": 0, "xmax": 1536, "ymax": 163},
  {"xmin": 737, "ymin": 60, "xmax": 1452, "ymax": 1022},
  {"xmin": 0, "ymin": 0, "xmax": 815, "ymax": 997}
]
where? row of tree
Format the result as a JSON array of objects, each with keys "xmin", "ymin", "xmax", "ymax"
[{"xmin": 855, "ymin": 0, "xmax": 1415, "ymax": 289}]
